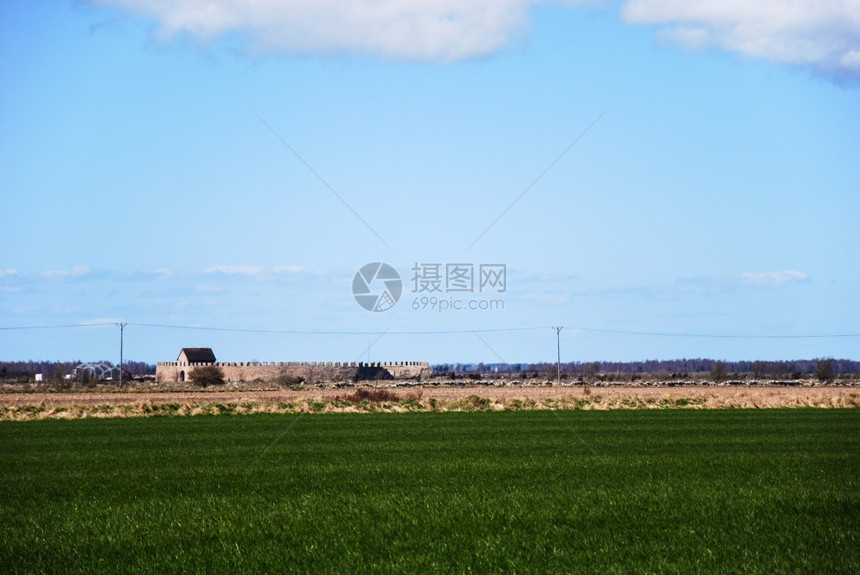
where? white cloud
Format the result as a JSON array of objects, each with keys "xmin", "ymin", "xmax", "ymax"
[
  {"xmin": 0, "ymin": 268, "xmax": 18, "ymax": 277},
  {"xmin": 152, "ymin": 267, "xmax": 174, "ymax": 278},
  {"xmin": 622, "ymin": 0, "xmax": 860, "ymax": 81},
  {"xmin": 272, "ymin": 265, "xmax": 305, "ymax": 274},
  {"xmin": 41, "ymin": 265, "xmax": 92, "ymax": 280},
  {"xmin": 680, "ymin": 270, "xmax": 810, "ymax": 289},
  {"xmin": 737, "ymin": 270, "xmax": 809, "ymax": 288},
  {"xmin": 89, "ymin": 0, "xmax": 598, "ymax": 61},
  {"xmin": 203, "ymin": 265, "xmax": 263, "ymax": 275},
  {"xmin": 89, "ymin": 0, "xmax": 860, "ymax": 80}
]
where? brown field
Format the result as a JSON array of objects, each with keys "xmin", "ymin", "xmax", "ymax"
[{"xmin": 1, "ymin": 384, "xmax": 857, "ymax": 421}]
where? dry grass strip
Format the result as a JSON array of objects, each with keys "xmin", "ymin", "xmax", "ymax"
[{"xmin": 1, "ymin": 386, "xmax": 857, "ymax": 421}]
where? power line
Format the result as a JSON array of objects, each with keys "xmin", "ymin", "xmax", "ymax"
[
  {"xmin": 1, "ymin": 321, "xmax": 859, "ymax": 339},
  {"xmin": 0, "ymin": 322, "xmax": 544, "ymax": 335},
  {"xmin": 127, "ymin": 323, "xmax": 547, "ymax": 335},
  {"xmin": 0, "ymin": 322, "xmax": 117, "ymax": 330},
  {"xmin": 569, "ymin": 327, "xmax": 860, "ymax": 339}
]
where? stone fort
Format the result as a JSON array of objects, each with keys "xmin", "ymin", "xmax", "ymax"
[{"xmin": 155, "ymin": 348, "xmax": 431, "ymax": 384}]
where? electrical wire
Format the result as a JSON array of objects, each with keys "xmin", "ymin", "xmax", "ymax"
[{"xmin": 1, "ymin": 322, "xmax": 858, "ymax": 339}]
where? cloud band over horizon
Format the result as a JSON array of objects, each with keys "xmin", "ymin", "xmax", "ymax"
[{"xmin": 87, "ymin": 0, "xmax": 860, "ymax": 82}]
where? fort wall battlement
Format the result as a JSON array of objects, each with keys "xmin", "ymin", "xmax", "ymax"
[{"xmin": 155, "ymin": 360, "xmax": 431, "ymax": 384}]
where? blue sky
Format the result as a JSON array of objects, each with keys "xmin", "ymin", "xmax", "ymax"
[{"xmin": 2, "ymin": 1, "xmax": 858, "ymax": 366}]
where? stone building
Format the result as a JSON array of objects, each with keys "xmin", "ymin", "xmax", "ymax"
[
  {"xmin": 178, "ymin": 348, "xmax": 216, "ymax": 365},
  {"xmin": 155, "ymin": 348, "xmax": 431, "ymax": 384}
]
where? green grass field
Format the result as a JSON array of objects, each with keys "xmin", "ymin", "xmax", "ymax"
[{"xmin": 1, "ymin": 410, "xmax": 858, "ymax": 574}]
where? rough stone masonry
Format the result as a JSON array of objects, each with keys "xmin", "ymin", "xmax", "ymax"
[{"xmin": 155, "ymin": 348, "xmax": 431, "ymax": 384}]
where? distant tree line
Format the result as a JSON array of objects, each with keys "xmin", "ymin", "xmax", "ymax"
[
  {"xmin": 0, "ymin": 360, "xmax": 156, "ymax": 381},
  {"xmin": 434, "ymin": 358, "xmax": 857, "ymax": 382}
]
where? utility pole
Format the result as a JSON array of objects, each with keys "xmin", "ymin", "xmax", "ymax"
[
  {"xmin": 553, "ymin": 326, "xmax": 563, "ymax": 386},
  {"xmin": 116, "ymin": 322, "xmax": 127, "ymax": 388}
]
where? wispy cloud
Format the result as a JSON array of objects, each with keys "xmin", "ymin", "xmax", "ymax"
[
  {"xmin": 41, "ymin": 265, "xmax": 92, "ymax": 280},
  {"xmin": 735, "ymin": 270, "xmax": 809, "ymax": 288},
  {"xmin": 152, "ymin": 267, "xmax": 174, "ymax": 279},
  {"xmin": 203, "ymin": 265, "xmax": 264, "ymax": 276},
  {"xmin": 0, "ymin": 268, "xmax": 18, "ymax": 278},
  {"xmin": 201, "ymin": 265, "xmax": 314, "ymax": 279},
  {"xmin": 622, "ymin": 0, "xmax": 860, "ymax": 83},
  {"xmin": 272, "ymin": 265, "xmax": 305, "ymax": 274},
  {"xmin": 89, "ymin": 0, "xmax": 860, "ymax": 82},
  {"xmin": 684, "ymin": 270, "xmax": 810, "ymax": 289}
]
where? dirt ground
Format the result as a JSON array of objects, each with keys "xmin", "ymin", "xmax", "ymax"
[{"xmin": 1, "ymin": 384, "xmax": 858, "ymax": 413}]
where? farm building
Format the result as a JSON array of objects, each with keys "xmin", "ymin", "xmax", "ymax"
[
  {"xmin": 178, "ymin": 348, "xmax": 217, "ymax": 364},
  {"xmin": 155, "ymin": 348, "xmax": 430, "ymax": 383}
]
